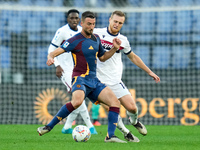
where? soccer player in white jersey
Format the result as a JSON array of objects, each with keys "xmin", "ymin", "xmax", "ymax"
[
  {"xmin": 94, "ymin": 11, "xmax": 160, "ymax": 142},
  {"xmin": 48, "ymin": 9, "xmax": 97, "ymax": 134}
]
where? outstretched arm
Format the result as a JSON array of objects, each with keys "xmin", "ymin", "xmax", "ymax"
[
  {"xmin": 99, "ymin": 37, "xmax": 121, "ymax": 62},
  {"xmin": 46, "ymin": 47, "xmax": 65, "ymax": 66},
  {"xmin": 127, "ymin": 52, "xmax": 160, "ymax": 83}
]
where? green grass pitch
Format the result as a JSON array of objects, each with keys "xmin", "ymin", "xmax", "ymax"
[{"xmin": 0, "ymin": 125, "xmax": 199, "ymax": 150}]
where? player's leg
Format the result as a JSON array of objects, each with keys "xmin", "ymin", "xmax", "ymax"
[
  {"xmin": 118, "ymin": 115, "xmax": 139, "ymax": 142},
  {"xmin": 119, "ymin": 94, "xmax": 147, "ymax": 136},
  {"xmin": 100, "ymin": 102, "xmax": 130, "ymax": 134},
  {"xmin": 79, "ymin": 101, "xmax": 98, "ymax": 134},
  {"xmin": 60, "ymin": 71, "xmax": 77, "ymax": 134},
  {"xmin": 62, "ymin": 100, "xmax": 97, "ymax": 134},
  {"xmin": 37, "ymin": 90, "xmax": 85, "ymax": 136},
  {"xmin": 62, "ymin": 109, "xmax": 79, "ymax": 134},
  {"xmin": 110, "ymin": 82, "xmax": 147, "ymax": 136},
  {"xmin": 61, "ymin": 70, "xmax": 95, "ymax": 133},
  {"xmin": 93, "ymin": 85, "xmax": 126, "ymax": 143},
  {"xmin": 100, "ymin": 102, "xmax": 139, "ymax": 142}
]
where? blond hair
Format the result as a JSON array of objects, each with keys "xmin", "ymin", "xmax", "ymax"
[{"xmin": 110, "ymin": 10, "xmax": 125, "ymax": 19}]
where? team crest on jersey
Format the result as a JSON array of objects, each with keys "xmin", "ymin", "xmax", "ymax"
[
  {"xmin": 76, "ymin": 84, "xmax": 81, "ymax": 88},
  {"xmin": 63, "ymin": 41, "xmax": 69, "ymax": 48},
  {"xmin": 89, "ymin": 46, "xmax": 94, "ymax": 50}
]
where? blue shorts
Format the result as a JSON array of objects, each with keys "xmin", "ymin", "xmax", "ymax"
[{"xmin": 71, "ymin": 76, "xmax": 106, "ymax": 103}]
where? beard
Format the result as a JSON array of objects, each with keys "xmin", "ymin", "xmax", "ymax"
[
  {"xmin": 110, "ymin": 27, "xmax": 119, "ymax": 34},
  {"xmin": 84, "ymin": 29, "xmax": 93, "ymax": 35}
]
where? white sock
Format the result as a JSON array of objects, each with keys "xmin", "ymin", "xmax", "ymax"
[
  {"xmin": 79, "ymin": 101, "xmax": 93, "ymax": 129},
  {"xmin": 127, "ymin": 109, "xmax": 138, "ymax": 125},
  {"xmin": 63, "ymin": 110, "xmax": 78, "ymax": 129},
  {"xmin": 117, "ymin": 116, "xmax": 129, "ymax": 135}
]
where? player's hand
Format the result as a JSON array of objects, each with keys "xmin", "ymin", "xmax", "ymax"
[
  {"xmin": 113, "ymin": 37, "xmax": 121, "ymax": 50},
  {"xmin": 148, "ymin": 72, "xmax": 160, "ymax": 83},
  {"xmin": 46, "ymin": 55, "xmax": 54, "ymax": 66},
  {"xmin": 56, "ymin": 65, "xmax": 64, "ymax": 78}
]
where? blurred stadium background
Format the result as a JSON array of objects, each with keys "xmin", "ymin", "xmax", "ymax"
[{"xmin": 0, "ymin": 0, "xmax": 199, "ymax": 126}]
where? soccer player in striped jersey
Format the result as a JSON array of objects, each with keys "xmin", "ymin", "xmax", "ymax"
[
  {"xmin": 38, "ymin": 11, "xmax": 127, "ymax": 143},
  {"xmin": 94, "ymin": 11, "xmax": 160, "ymax": 142},
  {"xmin": 47, "ymin": 9, "xmax": 97, "ymax": 134}
]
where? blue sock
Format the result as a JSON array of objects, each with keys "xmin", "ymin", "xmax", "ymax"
[
  {"xmin": 107, "ymin": 107, "xmax": 119, "ymax": 138},
  {"xmin": 47, "ymin": 102, "xmax": 75, "ymax": 129}
]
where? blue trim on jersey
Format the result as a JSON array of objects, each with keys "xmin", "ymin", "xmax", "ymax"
[
  {"xmin": 51, "ymin": 42, "xmax": 59, "ymax": 48},
  {"xmin": 124, "ymin": 50, "xmax": 132, "ymax": 55},
  {"xmin": 107, "ymin": 27, "xmax": 119, "ymax": 36}
]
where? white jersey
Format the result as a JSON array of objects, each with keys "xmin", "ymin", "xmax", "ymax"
[
  {"xmin": 94, "ymin": 27, "xmax": 131, "ymax": 85},
  {"xmin": 48, "ymin": 24, "xmax": 82, "ymax": 72}
]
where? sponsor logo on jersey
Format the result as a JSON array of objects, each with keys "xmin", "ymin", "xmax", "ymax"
[
  {"xmin": 101, "ymin": 40, "xmax": 123, "ymax": 51},
  {"xmin": 63, "ymin": 41, "xmax": 69, "ymax": 48},
  {"xmin": 89, "ymin": 46, "xmax": 94, "ymax": 50},
  {"xmin": 101, "ymin": 40, "xmax": 113, "ymax": 50}
]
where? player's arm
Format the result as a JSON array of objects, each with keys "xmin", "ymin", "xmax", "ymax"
[
  {"xmin": 48, "ymin": 44, "xmax": 60, "ymax": 67},
  {"xmin": 48, "ymin": 28, "xmax": 64, "ymax": 67},
  {"xmin": 99, "ymin": 37, "xmax": 121, "ymax": 62},
  {"xmin": 46, "ymin": 47, "xmax": 65, "ymax": 66},
  {"xmin": 48, "ymin": 44, "xmax": 64, "ymax": 78},
  {"xmin": 127, "ymin": 52, "xmax": 160, "ymax": 83},
  {"xmin": 48, "ymin": 29, "xmax": 65, "ymax": 77}
]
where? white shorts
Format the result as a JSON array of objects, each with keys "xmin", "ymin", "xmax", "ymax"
[{"xmin": 106, "ymin": 81, "xmax": 130, "ymax": 99}]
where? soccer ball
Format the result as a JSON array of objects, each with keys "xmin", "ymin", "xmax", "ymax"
[{"xmin": 72, "ymin": 125, "xmax": 91, "ymax": 142}]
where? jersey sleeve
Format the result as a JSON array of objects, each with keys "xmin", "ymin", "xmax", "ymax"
[
  {"xmin": 97, "ymin": 37, "xmax": 105, "ymax": 57},
  {"xmin": 49, "ymin": 28, "xmax": 64, "ymax": 67},
  {"xmin": 48, "ymin": 44, "xmax": 60, "ymax": 67},
  {"xmin": 123, "ymin": 37, "xmax": 132, "ymax": 55},
  {"xmin": 51, "ymin": 28, "xmax": 64, "ymax": 47},
  {"xmin": 60, "ymin": 40, "xmax": 76, "ymax": 52}
]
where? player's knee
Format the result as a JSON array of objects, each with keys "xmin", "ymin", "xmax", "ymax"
[
  {"xmin": 71, "ymin": 99, "xmax": 84, "ymax": 109},
  {"xmin": 111, "ymin": 98, "xmax": 121, "ymax": 108},
  {"xmin": 127, "ymin": 105, "xmax": 137, "ymax": 114}
]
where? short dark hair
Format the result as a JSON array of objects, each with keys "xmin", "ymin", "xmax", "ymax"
[
  {"xmin": 67, "ymin": 9, "xmax": 79, "ymax": 17},
  {"xmin": 81, "ymin": 11, "xmax": 95, "ymax": 21}
]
